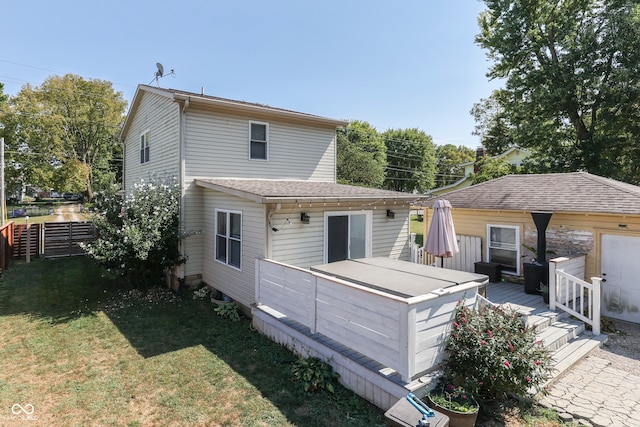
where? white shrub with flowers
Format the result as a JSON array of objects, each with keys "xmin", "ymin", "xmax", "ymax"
[{"xmin": 83, "ymin": 176, "xmax": 185, "ymax": 287}]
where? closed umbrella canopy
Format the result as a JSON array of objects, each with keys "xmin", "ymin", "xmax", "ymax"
[{"xmin": 425, "ymin": 199, "xmax": 459, "ymax": 263}]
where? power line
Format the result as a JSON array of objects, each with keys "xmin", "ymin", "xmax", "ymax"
[
  {"xmin": 341, "ymin": 125, "xmax": 478, "ymax": 150},
  {"xmin": 0, "ymin": 59, "xmax": 136, "ymax": 92}
]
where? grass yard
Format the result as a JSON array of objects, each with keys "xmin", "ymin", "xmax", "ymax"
[
  {"xmin": 0, "ymin": 257, "xmax": 385, "ymax": 426},
  {"xmin": 410, "ymin": 213, "xmax": 425, "ymax": 247}
]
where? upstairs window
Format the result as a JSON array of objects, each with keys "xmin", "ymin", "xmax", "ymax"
[
  {"xmin": 216, "ymin": 209, "xmax": 242, "ymax": 269},
  {"xmin": 249, "ymin": 121, "xmax": 268, "ymax": 160},
  {"xmin": 140, "ymin": 130, "xmax": 150, "ymax": 164}
]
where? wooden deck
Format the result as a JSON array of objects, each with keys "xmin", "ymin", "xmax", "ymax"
[
  {"xmin": 486, "ymin": 280, "xmax": 562, "ymax": 328},
  {"xmin": 253, "ymin": 274, "xmax": 607, "ymax": 411}
]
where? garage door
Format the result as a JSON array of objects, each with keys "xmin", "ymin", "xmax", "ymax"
[{"xmin": 601, "ymin": 234, "xmax": 640, "ymax": 323}]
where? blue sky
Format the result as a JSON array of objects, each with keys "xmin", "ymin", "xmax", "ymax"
[{"xmin": 2, "ymin": 1, "xmax": 501, "ymax": 149}]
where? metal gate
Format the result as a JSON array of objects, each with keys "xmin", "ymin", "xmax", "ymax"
[{"xmin": 43, "ymin": 222, "xmax": 97, "ymax": 258}]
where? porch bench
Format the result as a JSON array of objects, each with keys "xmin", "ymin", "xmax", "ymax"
[{"xmin": 474, "ymin": 261, "xmax": 502, "ymax": 283}]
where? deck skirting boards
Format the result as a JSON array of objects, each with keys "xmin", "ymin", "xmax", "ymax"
[{"xmin": 251, "ymin": 305, "xmax": 435, "ymax": 410}]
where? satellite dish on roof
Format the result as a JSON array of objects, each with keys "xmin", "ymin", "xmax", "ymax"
[{"xmin": 149, "ymin": 62, "xmax": 175, "ymax": 86}]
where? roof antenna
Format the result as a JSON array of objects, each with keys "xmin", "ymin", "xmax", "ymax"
[{"xmin": 149, "ymin": 63, "xmax": 175, "ymax": 86}]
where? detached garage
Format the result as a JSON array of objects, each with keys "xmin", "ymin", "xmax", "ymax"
[
  {"xmin": 601, "ymin": 234, "xmax": 640, "ymax": 322},
  {"xmin": 424, "ymin": 172, "xmax": 640, "ymax": 324}
]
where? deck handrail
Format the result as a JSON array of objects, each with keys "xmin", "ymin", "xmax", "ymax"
[{"xmin": 549, "ymin": 258, "xmax": 601, "ymax": 335}]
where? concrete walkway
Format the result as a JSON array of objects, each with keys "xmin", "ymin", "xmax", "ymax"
[
  {"xmin": 54, "ymin": 203, "xmax": 84, "ymax": 222},
  {"xmin": 540, "ymin": 356, "xmax": 640, "ymax": 427}
]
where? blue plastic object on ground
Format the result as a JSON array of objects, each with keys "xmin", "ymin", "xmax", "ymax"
[{"xmin": 406, "ymin": 393, "xmax": 436, "ymax": 426}]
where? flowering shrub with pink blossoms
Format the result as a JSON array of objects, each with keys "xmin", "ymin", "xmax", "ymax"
[{"xmin": 440, "ymin": 301, "xmax": 552, "ymax": 401}]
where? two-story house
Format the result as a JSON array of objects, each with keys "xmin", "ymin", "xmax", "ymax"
[{"xmin": 121, "ymin": 85, "xmax": 417, "ymax": 309}]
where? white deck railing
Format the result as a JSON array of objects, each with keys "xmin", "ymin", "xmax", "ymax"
[
  {"xmin": 410, "ymin": 233, "xmax": 425, "ymax": 265},
  {"xmin": 549, "ymin": 257, "xmax": 602, "ymax": 335},
  {"xmin": 255, "ymin": 258, "xmax": 480, "ymax": 382}
]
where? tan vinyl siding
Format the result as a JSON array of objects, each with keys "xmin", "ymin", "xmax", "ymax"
[
  {"xmin": 270, "ymin": 203, "xmax": 411, "ymax": 268},
  {"xmin": 373, "ymin": 206, "xmax": 411, "ymax": 260},
  {"xmin": 181, "ymin": 182, "xmax": 205, "ymax": 279},
  {"xmin": 123, "ymin": 91, "xmax": 180, "ymax": 191},
  {"xmin": 435, "ymin": 208, "xmax": 640, "ymax": 280},
  {"xmin": 184, "ymin": 109, "xmax": 335, "ymax": 181},
  {"xmin": 269, "ymin": 205, "xmax": 326, "ymax": 267},
  {"xmin": 201, "ymin": 190, "xmax": 266, "ymax": 308}
]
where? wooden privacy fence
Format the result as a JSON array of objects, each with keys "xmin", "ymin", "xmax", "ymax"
[
  {"xmin": 411, "ymin": 234, "xmax": 482, "ymax": 273},
  {"xmin": 13, "ymin": 221, "xmax": 96, "ymax": 259},
  {"xmin": 0, "ymin": 222, "xmax": 14, "ymax": 273},
  {"xmin": 13, "ymin": 223, "xmax": 41, "ymax": 259},
  {"xmin": 43, "ymin": 222, "xmax": 97, "ymax": 258}
]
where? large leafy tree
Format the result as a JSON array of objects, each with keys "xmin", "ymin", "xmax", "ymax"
[
  {"xmin": 475, "ymin": 0, "xmax": 640, "ymax": 183},
  {"xmin": 1, "ymin": 74, "xmax": 127, "ymax": 198},
  {"xmin": 382, "ymin": 128, "xmax": 436, "ymax": 193},
  {"xmin": 336, "ymin": 120, "xmax": 386, "ymax": 188},
  {"xmin": 434, "ymin": 144, "xmax": 475, "ymax": 187},
  {"xmin": 471, "ymin": 156, "xmax": 519, "ymax": 184},
  {"xmin": 470, "ymin": 90, "xmax": 517, "ymax": 155},
  {"xmin": 0, "ymin": 83, "xmax": 6, "ymax": 109}
]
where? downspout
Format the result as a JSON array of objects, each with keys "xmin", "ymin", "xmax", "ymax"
[
  {"xmin": 178, "ymin": 97, "xmax": 190, "ymax": 280},
  {"xmin": 121, "ymin": 139, "xmax": 126, "ymax": 194}
]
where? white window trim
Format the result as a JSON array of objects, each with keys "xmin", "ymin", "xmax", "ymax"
[
  {"xmin": 139, "ymin": 129, "xmax": 150, "ymax": 164},
  {"xmin": 249, "ymin": 121, "xmax": 269, "ymax": 161},
  {"xmin": 323, "ymin": 210, "xmax": 373, "ymax": 263},
  {"xmin": 486, "ymin": 223, "xmax": 520, "ymax": 275},
  {"xmin": 215, "ymin": 209, "xmax": 242, "ymax": 271}
]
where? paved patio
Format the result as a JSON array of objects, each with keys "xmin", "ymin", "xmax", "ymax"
[{"xmin": 540, "ymin": 356, "xmax": 640, "ymax": 427}]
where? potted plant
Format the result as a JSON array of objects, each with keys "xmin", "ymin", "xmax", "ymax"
[{"xmin": 425, "ymin": 384, "xmax": 479, "ymax": 427}]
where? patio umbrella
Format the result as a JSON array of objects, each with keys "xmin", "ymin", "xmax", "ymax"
[{"xmin": 425, "ymin": 199, "xmax": 459, "ymax": 267}]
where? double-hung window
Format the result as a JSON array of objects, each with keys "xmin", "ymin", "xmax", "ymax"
[
  {"xmin": 216, "ymin": 209, "xmax": 242, "ymax": 269},
  {"xmin": 140, "ymin": 130, "xmax": 150, "ymax": 164},
  {"xmin": 249, "ymin": 121, "xmax": 268, "ymax": 160},
  {"xmin": 486, "ymin": 224, "xmax": 520, "ymax": 275}
]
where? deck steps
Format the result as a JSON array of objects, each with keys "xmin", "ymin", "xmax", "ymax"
[
  {"xmin": 550, "ymin": 333, "xmax": 608, "ymax": 376},
  {"xmin": 536, "ymin": 317, "xmax": 585, "ymax": 352},
  {"xmin": 487, "ymin": 282, "xmax": 608, "ymax": 384}
]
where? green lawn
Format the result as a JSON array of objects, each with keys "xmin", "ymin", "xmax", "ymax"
[
  {"xmin": 410, "ymin": 214, "xmax": 425, "ymax": 246},
  {"xmin": 0, "ymin": 257, "xmax": 385, "ymax": 426}
]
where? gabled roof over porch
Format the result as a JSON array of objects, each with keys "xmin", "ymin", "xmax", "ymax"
[{"xmin": 195, "ymin": 178, "xmax": 420, "ymax": 205}]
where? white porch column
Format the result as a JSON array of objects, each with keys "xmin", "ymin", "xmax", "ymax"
[
  {"xmin": 591, "ymin": 277, "xmax": 602, "ymax": 335},
  {"xmin": 549, "ymin": 259, "xmax": 558, "ymax": 310}
]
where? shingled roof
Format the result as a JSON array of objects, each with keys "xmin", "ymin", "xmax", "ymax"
[
  {"xmin": 438, "ymin": 172, "xmax": 640, "ymax": 215},
  {"xmin": 196, "ymin": 179, "xmax": 419, "ymax": 204}
]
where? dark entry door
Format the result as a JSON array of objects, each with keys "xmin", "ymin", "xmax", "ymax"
[{"xmin": 327, "ymin": 215, "xmax": 348, "ymax": 263}]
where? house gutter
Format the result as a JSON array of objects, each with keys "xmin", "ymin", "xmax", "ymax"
[
  {"xmin": 171, "ymin": 92, "xmax": 347, "ymax": 128},
  {"xmin": 178, "ymin": 96, "xmax": 190, "ymax": 279}
]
